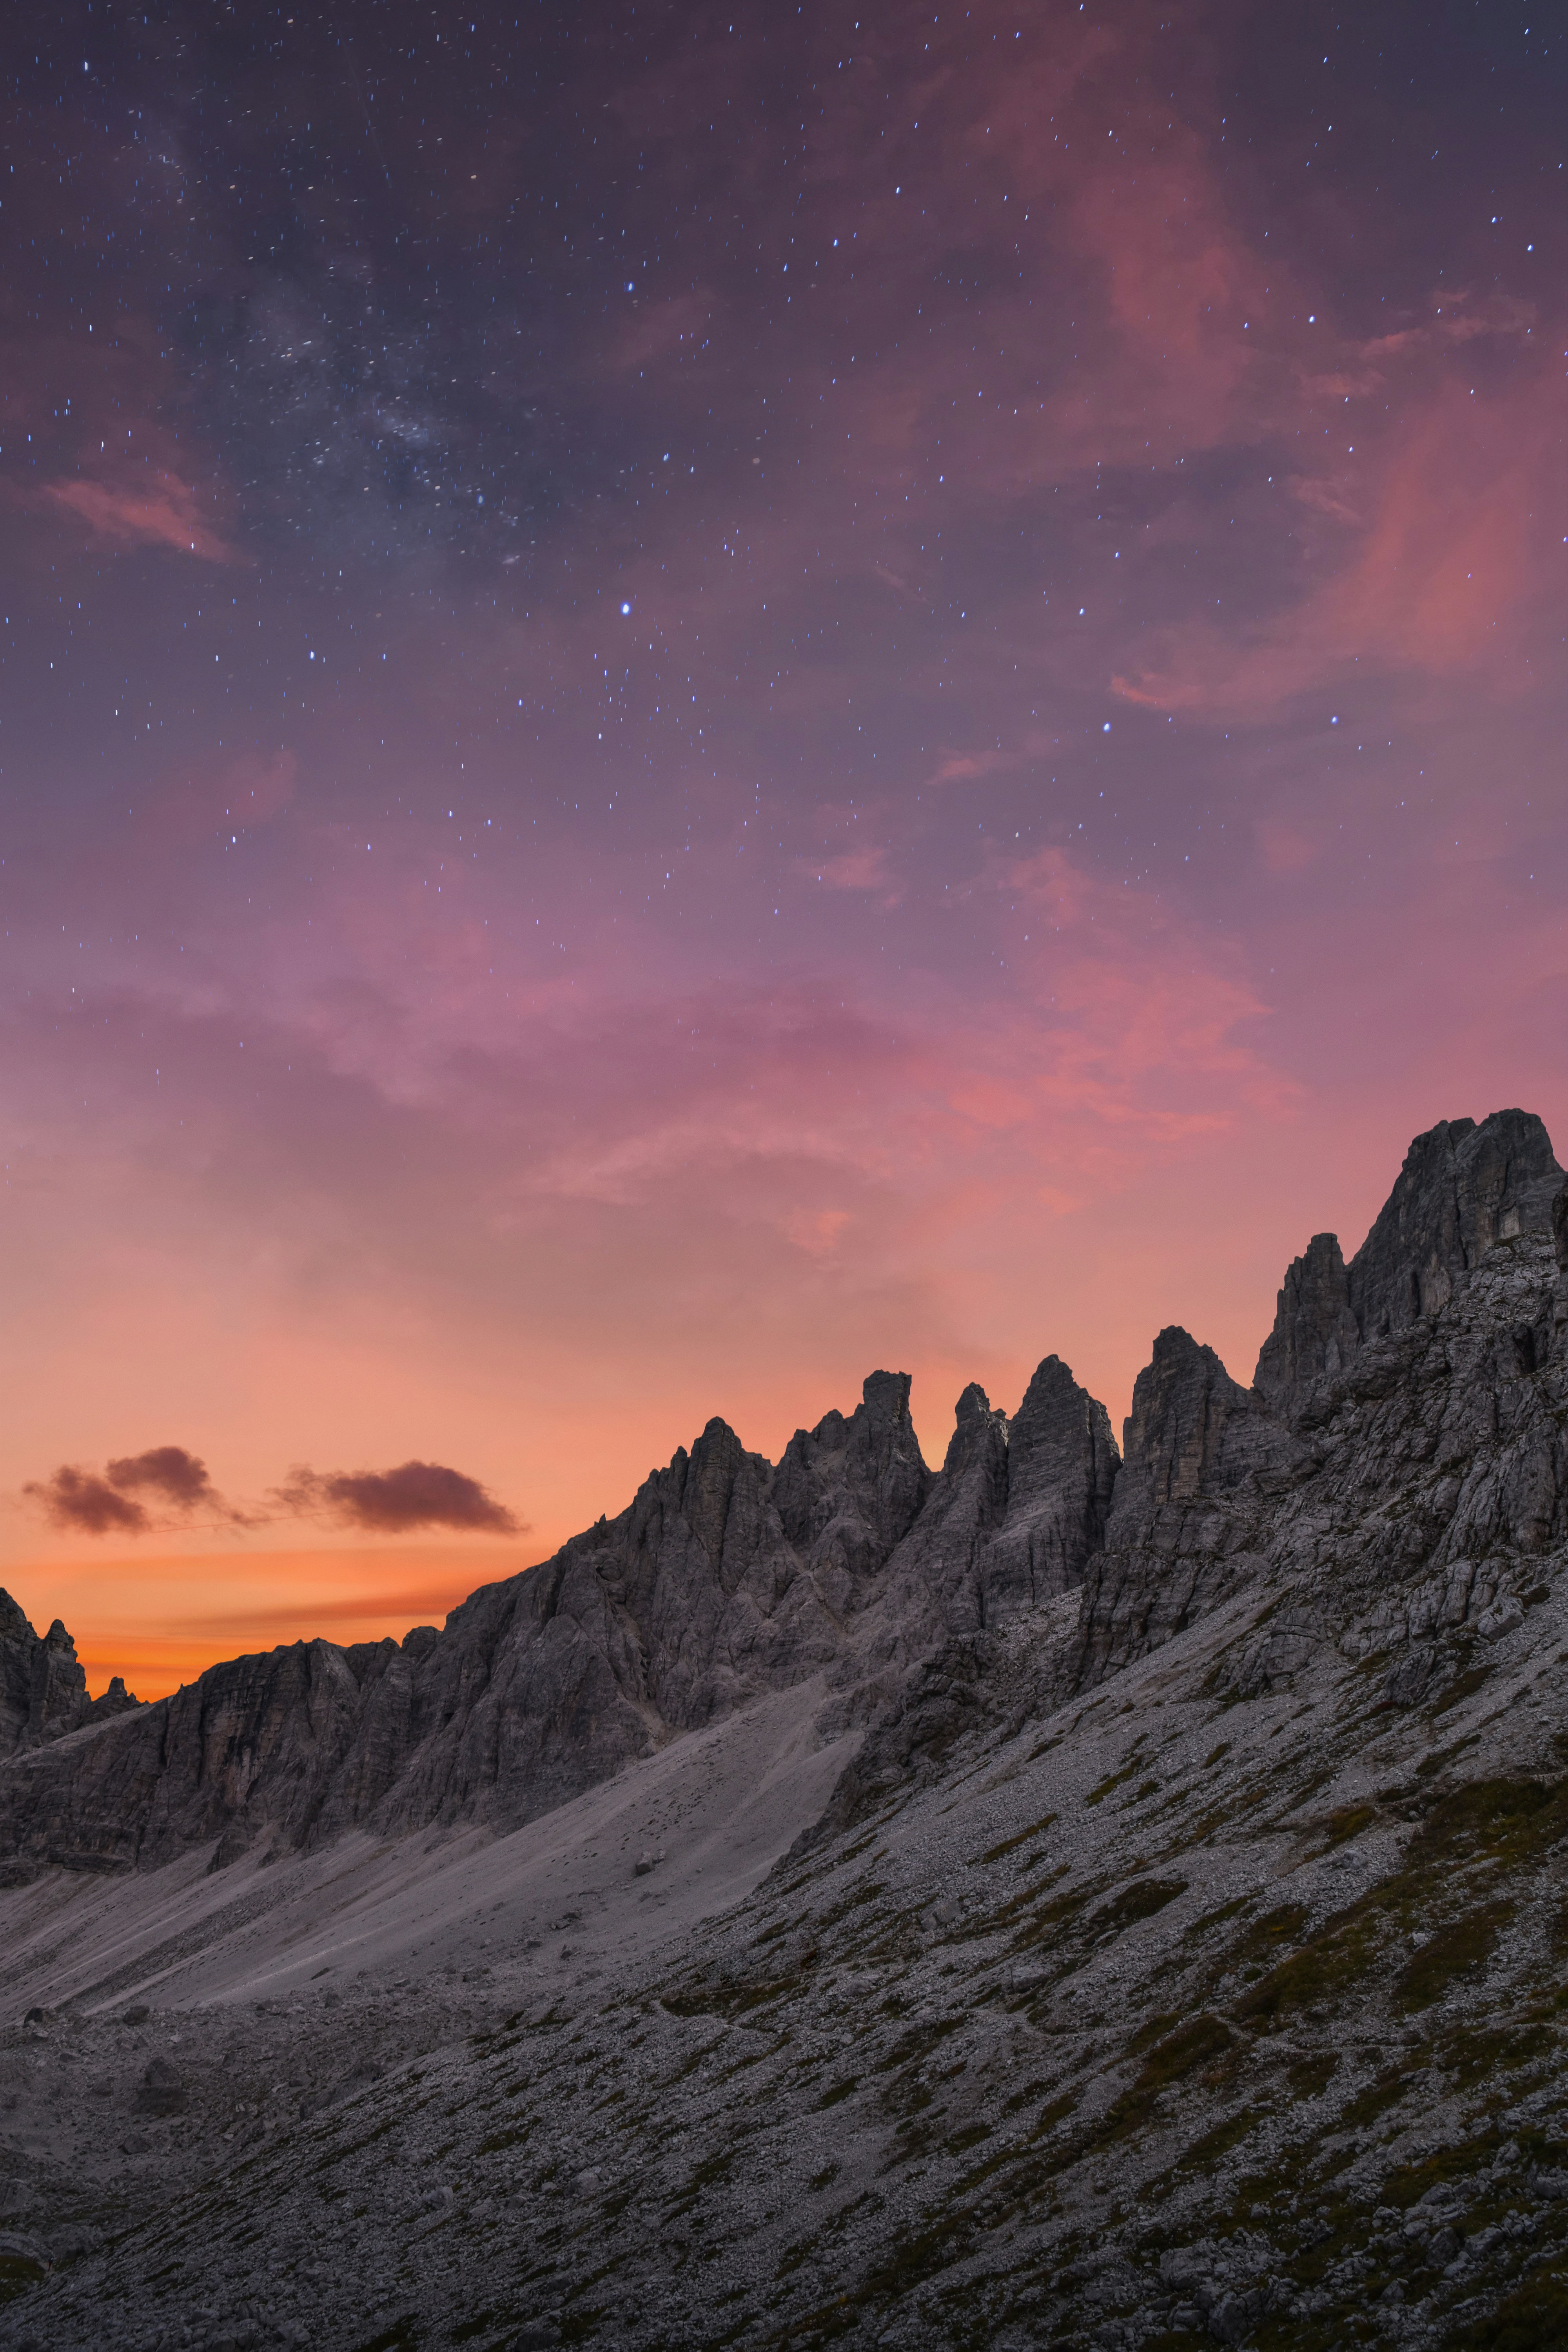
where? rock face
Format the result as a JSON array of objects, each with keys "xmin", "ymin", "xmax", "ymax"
[
  {"xmin": 1252, "ymin": 1231, "xmax": 1358, "ymax": 1405},
  {"xmin": 1069, "ymin": 1327, "xmax": 1301, "ymax": 1686},
  {"xmin": 1073, "ymin": 1107, "xmax": 1568, "ymax": 1688},
  {"xmin": 0, "ymin": 1357, "xmax": 1115, "ymax": 1871},
  {"xmin": 0, "ymin": 1600, "xmax": 136, "ymax": 1761},
  {"xmin": 1254, "ymin": 1109, "xmax": 1563, "ymax": 1410}
]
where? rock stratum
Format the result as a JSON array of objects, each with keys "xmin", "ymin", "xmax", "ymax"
[{"xmin": 5, "ymin": 1108, "xmax": 1568, "ymax": 2352}]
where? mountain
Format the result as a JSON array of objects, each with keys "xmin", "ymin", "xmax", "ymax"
[
  {"xmin": 3, "ymin": 1106, "xmax": 1568, "ymax": 2352},
  {"xmin": 0, "ymin": 1356, "xmax": 1116, "ymax": 1875}
]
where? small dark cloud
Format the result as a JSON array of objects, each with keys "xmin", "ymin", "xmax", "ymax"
[
  {"xmin": 104, "ymin": 1446, "xmax": 219, "ymax": 1510},
  {"xmin": 277, "ymin": 1461, "xmax": 522, "ymax": 1536},
  {"xmin": 25, "ymin": 1445, "xmax": 234, "ymax": 1535},
  {"xmin": 24, "ymin": 1466, "xmax": 150, "ymax": 1536}
]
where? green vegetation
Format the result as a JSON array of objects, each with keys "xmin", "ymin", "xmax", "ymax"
[
  {"xmin": 973, "ymin": 1813, "xmax": 1059, "ymax": 1865},
  {"xmin": 1229, "ymin": 1902, "xmax": 1310, "ymax": 1965},
  {"xmin": 1438, "ymin": 2019, "xmax": 1557, "ymax": 2090},
  {"xmin": 1231, "ymin": 1902, "xmax": 1380, "ymax": 2025},
  {"xmin": 1314, "ymin": 1802, "xmax": 1376, "ymax": 1848},
  {"xmin": 1395, "ymin": 1900, "xmax": 1515, "ymax": 2010},
  {"xmin": 1456, "ymin": 2264, "xmax": 1568, "ymax": 2349},
  {"xmin": 1184, "ymin": 1895, "xmax": 1252, "ymax": 1939},
  {"xmin": 1095, "ymin": 2013, "xmax": 1235, "ymax": 2143},
  {"xmin": 1084, "ymin": 1878, "xmax": 1188, "ymax": 1938},
  {"xmin": 1175, "ymin": 2103, "xmax": 1267, "ymax": 2170},
  {"xmin": 1338, "ymin": 2065, "xmax": 1412, "ymax": 2129},
  {"xmin": 1287, "ymin": 2051, "xmax": 1339, "ymax": 2098},
  {"xmin": 1429, "ymin": 1660, "xmax": 1494, "ymax": 1715},
  {"xmin": 1408, "ymin": 1775, "xmax": 1567, "ymax": 1870},
  {"xmin": 0, "ymin": 2250, "xmax": 48, "ymax": 2305},
  {"xmin": 1085, "ymin": 1760, "xmax": 1145, "ymax": 1806}
]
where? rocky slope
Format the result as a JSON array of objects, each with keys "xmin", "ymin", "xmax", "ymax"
[{"xmin": 4, "ymin": 1106, "xmax": 1568, "ymax": 2352}]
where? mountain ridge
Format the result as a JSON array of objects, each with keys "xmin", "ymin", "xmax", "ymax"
[{"xmin": 2, "ymin": 1109, "xmax": 1561, "ymax": 1883}]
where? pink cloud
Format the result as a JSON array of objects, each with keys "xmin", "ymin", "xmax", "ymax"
[
  {"xmin": 1113, "ymin": 371, "xmax": 1566, "ymax": 715},
  {"xmin": 43, "ymin": 469, "xmax": 239, "ymax": 562}
]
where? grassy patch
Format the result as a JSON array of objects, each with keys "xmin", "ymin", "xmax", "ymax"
[
  {"xmin": 1395, "ymin": 1900, "xmax": 1514, "ymax": 2011},
  {"xmin": 1454, "ymin": 2261, "xmax": 1568, "ymax": 2348},
  {"xmin": 1095, "ymin": 2014, "xmax": 1235, "ymax": 2143},
  {"xmin": 1416, "ymin": 1732, "xmax": 1479, "ymax": 1780},
  {"xmin": 686, "ymin": 2146, "xmax": 736, "ymax": 2192},
  {"xmin": 1428, "ymin": 1661, "xmax": 1494, "ymax": 1716},
  {"xmin": 1230, "ymin": 1902, "xmax": 1311, "ymax": 1965},
  {"xmin": 0, "ymin": 2252, "xmax": 48, "ymax": 2303},
  {"xmin": 1183, "ymin": 1895, "xmax": 1251, "ymax": 1940},
  {"xmin": 973, "ymin": 1813, "xmax": 1059, "ymax": 1866},
  {"xmin": 816, "ymin": 1879, "xmax": 888, "ymax": 1929},
  {"xmin": 1230, "ymin": 1898, "xmax": 1379, "ymax": 2027},
  {"xmin": 1032, "ymin": 2088, "xmax": 1080, "ymax": 2138},
  {"xmin": 817, "ymin": 2078, "xmax": 859, "ymax": 2110},
  {"xmin": 1315, "ymin": 1802, "xmax": 1376, "ymax": 1849},
  {"xmin": 1287, "ymin": 2051, "xmax": 1340, "ymax": 2098},
  {"xmin": 1408, "ymin": 1775, "xmax": 1567, "ymax": 1869},
  {"xmin": 1003, "ymin": 1882, "xmax": 1093, "ymax": 1955},
  {"xmin": 1176, "ymin": 2103, "xmax": 1267, "ymax": 2169},
  {"xmin": 1438, "ymin": 2019, "xmax": 1556, "ymax": 2090},
  {"xmin": 1084, "ymin": 1878, "xmax": 1188, "ymax": 1938},
  {"xmin": 1086, "ymin": 1760, "xmax": 1144, "ymax": 1807},
  {"xmin": 1339, "ymin": 2067, "xmax": 1412, "ymax": 2129}
]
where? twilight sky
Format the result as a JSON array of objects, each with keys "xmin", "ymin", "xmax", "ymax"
[{"xmin": 3, "ymin": 0, "xmax": 1564, "ymax": 1699}]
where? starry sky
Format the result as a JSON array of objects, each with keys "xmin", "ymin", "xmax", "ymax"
[{"xmin": 3, "ymin": 0, "xmax": 1565, "ymax": 1699}]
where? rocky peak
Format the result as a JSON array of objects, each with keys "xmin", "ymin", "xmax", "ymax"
[
  {"xmin": 1007, "ymin": 1354, "xmax": 1120, "ymax": 1539},
  {"xmin": 0, "ymin": 1596, "xmax": 87, "ymax": 1759},
  {"xmin": 1253, "ymin": 1231, "xmax": 1358, "ymax": 1406},
  {"xmin": 1348, "ymin": 1108, "xmax": 1563, "ymax": 1343},
  {"xmin": 771, "ymin": 1369, "xmax": 931, "ymax": 1594},
  {"xmin": 942, "ymin": 1382, "xmax": 1010, "ymax": 1483},
  {"xmin": 970, "ymin": 1357, "xmax": 1120, "ymax": 1624},
  {"xmin": 679, "ymin": 1416, "xmax": 750, "ymax": 1582},
  {"xmin": 1111, "ymin": 1327, "xmax": 1256, "ymax": 1524},
  {"xmin": 0, "ymin": 1594, "xmax": 137, "ymax": 1760},
  {"xmin": 10, "ymin": 1109, "xmax": 1564, "ymax": 1880},
  {"xmin": 1254, "ymin": 1109, "xmax": 1565, "ymax": 1412}
]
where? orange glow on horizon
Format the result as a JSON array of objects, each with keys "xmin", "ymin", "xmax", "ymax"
[{"xmin": 6, "ymin": 1546, "xmax": 541, "ymax": 1703}]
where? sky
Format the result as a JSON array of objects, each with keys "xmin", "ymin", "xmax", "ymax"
[{"xmin": 2, "ymin": 0, "xmax": 1564, "ymax": 1700}]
